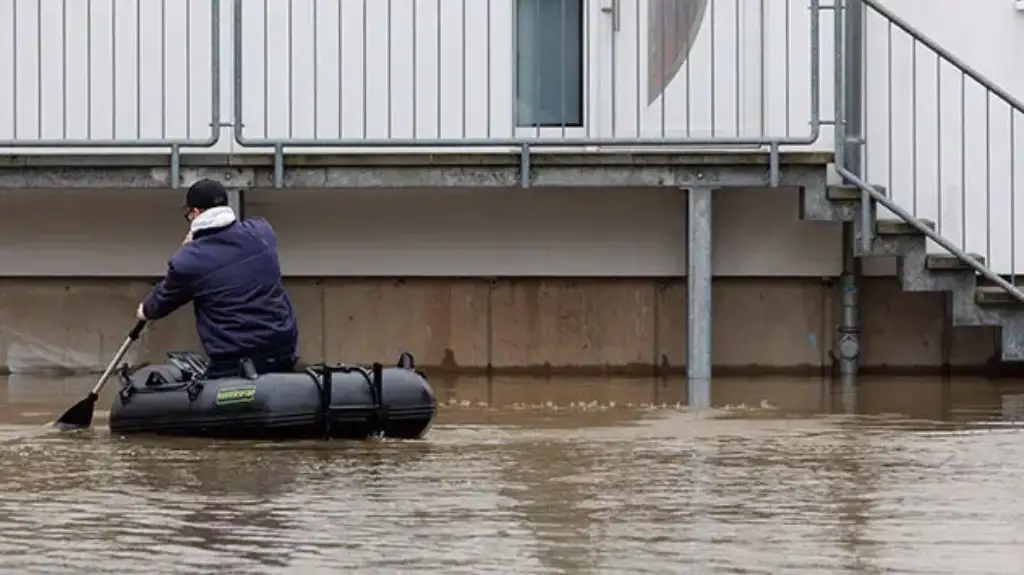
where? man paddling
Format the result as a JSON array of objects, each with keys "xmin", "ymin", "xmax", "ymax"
[{"xmin": 136, "ymin": 179, "xmax": 299, "ymax": 379}]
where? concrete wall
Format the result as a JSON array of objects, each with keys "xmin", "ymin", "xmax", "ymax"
[
  {"xmin": 0, "ymin": 185, "xmax": 1000, "ymax": 375},
  {"xmin": 0, "ymin": 186, "xmax": 868, "ymax": 277},
  {"xmin": 0, "ymin": 276, "xmax": 998, "ymax": 375}
]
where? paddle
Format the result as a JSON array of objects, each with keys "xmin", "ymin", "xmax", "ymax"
[{"xmin": 53, "ymin": 320, "xmax": 147, "ymax": 430}]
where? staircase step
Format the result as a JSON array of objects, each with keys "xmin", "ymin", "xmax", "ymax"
[
  {"xmin": 876, "ymin": 219, "xmax": 935, "ymax": 236},
  {"xmin": 824, "ymin": 180, "xmax": 1024, "ymax": 362},
  {"xmin": 925, "ymin": 253, "xmax": 986, "ymax": 271},
  {"xmin": 827, "ymin": 184, "xmax": 887, "ymax": 202},
  {"xmin": 976, "ymin": 286, "xmax": 1024, "ymax": 306}
]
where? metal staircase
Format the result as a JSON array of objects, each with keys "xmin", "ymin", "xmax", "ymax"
[
  {"xmin": 824, "ymin": 0, "xmax": 1024, "ymax": 360},
  {"xmin": 801, "ymin": 181, "xmax": 1024, "ymax": 360}
]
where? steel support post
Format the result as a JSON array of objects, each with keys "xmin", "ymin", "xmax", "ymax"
[
  {"xmin": 227, "ymin": 188, "xmax": 246, "ymax": 220},
  {"xmin": 687, "ymin": 187, "xmax": 714, "ymax": 409}
]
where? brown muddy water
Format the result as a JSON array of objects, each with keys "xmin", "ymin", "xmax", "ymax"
[{"xmin": 1, "ymin": 374, "xmax": 1024, "ymax": 574}]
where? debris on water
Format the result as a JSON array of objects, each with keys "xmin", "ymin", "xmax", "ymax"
[
  {"xmin": 720, "ymin": 400, "xmax": 778, "ymax": 412},
  {"xmin": 438, "ymin": 398, "xmax": 705, "ymax": 414}
]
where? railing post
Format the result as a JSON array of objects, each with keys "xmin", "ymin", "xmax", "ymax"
[{"xmin": 843, "ymin": 0, "xmax": 864, "ymax": 176}]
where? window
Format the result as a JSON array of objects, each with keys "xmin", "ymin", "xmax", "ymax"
[{"xmin": 515, "ymin": 0, "xmax": 584, "ymax": 128}]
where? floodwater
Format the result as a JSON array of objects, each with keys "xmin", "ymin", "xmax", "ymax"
[{"xmin": 1, "ymin": 374, "xmax": 1024, "ymax": 574}]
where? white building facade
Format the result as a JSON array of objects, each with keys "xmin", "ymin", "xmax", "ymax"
[{"xmin": 0, "ymin": 0, "xmax": 1019, "ymax": 278}]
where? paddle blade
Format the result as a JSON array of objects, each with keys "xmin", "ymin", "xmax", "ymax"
[{"xmin": 53, "ymin": 393, "xmax": 99, "ymax": 430}]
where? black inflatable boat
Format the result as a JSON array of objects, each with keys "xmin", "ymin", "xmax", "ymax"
[{"xmin": 108, "ymin": 351, "xmax": 436, "ymax": 440}]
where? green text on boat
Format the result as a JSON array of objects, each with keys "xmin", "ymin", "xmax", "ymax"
[{"xmin": 215, "ymin": 386, "xmax": 257, "ymax": 406}]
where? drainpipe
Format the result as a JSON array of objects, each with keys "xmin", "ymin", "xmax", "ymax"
[
  {"xmin": 837, "ymin": 0, "xmax": 864, "ymax": 388},
  {"xmin": 838, "ymin": 224, "xmax": 862, "ymax": 383}
]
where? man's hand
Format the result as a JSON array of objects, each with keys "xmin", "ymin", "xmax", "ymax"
[{"xmin": 136, "ymin": 303, "xmax": 147, "ymax": 321}]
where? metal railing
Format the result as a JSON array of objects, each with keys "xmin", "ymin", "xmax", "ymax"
[
  {"xmin": 232, "ymin": 0, "xmax": 823, "ymax": 150},
  {"xmin": 0, "ymin": 0, "xmax": 221, "ymax": 148},
  {"xmin": 837, "ymin": 0, "xmax": 1024, "ymax": 291}
]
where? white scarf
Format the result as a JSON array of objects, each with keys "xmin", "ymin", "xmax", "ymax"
[{"xmin": 190, "ymin": 206, "xmax": 237, "ymax": 233}]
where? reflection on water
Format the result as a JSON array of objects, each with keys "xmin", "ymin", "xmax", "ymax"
[{"xmin": 1, "ymin": 374, "xmax": 1023, "ymax": 574}]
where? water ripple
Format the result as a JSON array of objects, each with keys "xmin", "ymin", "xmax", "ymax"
[{"xmin": 0, "ymin": 377, "xmax": 1023, "ymax": 573}]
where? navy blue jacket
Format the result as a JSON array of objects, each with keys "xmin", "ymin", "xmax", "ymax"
[{"xmin": 142, "ymin": 217, "xmax": 298, "ymax": 364}]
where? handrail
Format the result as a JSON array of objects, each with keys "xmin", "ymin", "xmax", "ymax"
[
  {"xmin": 842, "ymin": 0, "xmax": 1024, "ymax": 296},
  {"xmin": 836, "ymin": 165, "xmax": 1024, "ymax": 305},
  {"xmin": 860, "ymin": 0, "xmax": 1024, "ymax": 114},
  {"xmin": 0, "ymin": 0, "xmax": 222, "ymax": 149},
  {"xmin": 231, "ymin": 0, "xmax": 822, "ymax": 149}
]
